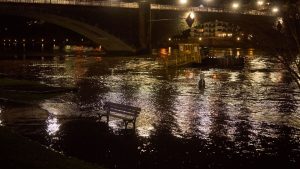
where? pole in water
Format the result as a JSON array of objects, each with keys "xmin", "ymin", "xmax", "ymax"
[{"xmin": 198, "ymin": 73, "xmax": 205, "ymax": 89}]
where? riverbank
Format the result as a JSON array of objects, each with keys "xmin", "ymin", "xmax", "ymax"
[{"xmin": 0, "ymin": 126, "xmax": 104, "ymax": 169}]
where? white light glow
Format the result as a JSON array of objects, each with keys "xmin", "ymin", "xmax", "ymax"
[
  {"xmin": 232, "ymin": 2, "xmax": 239, "ymax": 9},
  {"xmin": 179, "ymin": 0, "xmax": 188, "ymax": 5},
  {"xmin": 190, "ymin": 12, "xmax": 195, "ymax": 19},
  {"xmin": 272, "ymin": 7, "xmax": 279, "ymax": 13},
  {"xmin": 0, "ymin": 107, "xmax": 2, "ymax": 126},
  {"xmin": 46, "ymin": 116, "xmax": 60, "ymax": 136},
  {"xmin": 257, "ymin": 1, "xmax": 264, "ymax": 6}
]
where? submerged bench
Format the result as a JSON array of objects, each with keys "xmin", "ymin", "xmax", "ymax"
[{"xmin": 97, "ymin": 102, "xmax": 141, "ymax": 129}]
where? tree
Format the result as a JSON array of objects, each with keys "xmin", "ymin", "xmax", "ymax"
[{"xmin": 274, "ymin": 0, "xmax": 300, "ymax": 88}]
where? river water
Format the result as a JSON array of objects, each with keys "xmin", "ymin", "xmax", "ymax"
[{"xmin": 0, "ymin": 49, "xmax": 300, "ymax": 169}]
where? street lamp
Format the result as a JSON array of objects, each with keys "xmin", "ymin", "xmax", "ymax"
[
  {"xmin": 186, "ymin": 12, "xmax": 195, "ymax": 27},
  {"xmin": 257, "ymin": 0, "xmax": 264, "ymax": 6},
  {"xmin": 272, "ymin": 7, "xmax": 279, "ymax": 13},
  {"xmin": 232, "ymin": 2, "xmax": 239, "ymax": 10},
  {"xmin": 190, "ymin": 12, "xmax": 195, "ymax": 19},
  {"xmin": 179, "ymin": 0, "xmax": 188, "ymax": 5}
]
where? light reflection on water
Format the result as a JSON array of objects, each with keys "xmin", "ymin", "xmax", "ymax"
[
  {"xmin": 0, "ymin": 50, "xmax": 300, "ymax": 168},
  {"xmin": 0, "ymin": 53, "xmax": 299, "ymax": 138},
  {"xmin": 0, "ymin": 106, "xmax": 2, "ymax": 126},
  {"xmin": 46, "ymin": 116, "xmax": 60, "ymax": 136}
]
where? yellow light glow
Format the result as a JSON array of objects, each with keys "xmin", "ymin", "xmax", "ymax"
[
  {"xmin": 0, "ymin": 108, "xmax": 2, "ymax": 126},
  {"xmin": 272, "ymin": 7, "xmax": 279, "ymax": 13},
  {"xmin": 179, "ymin": 0, "xmax": 187, "ymax": 5},
  {"xmin": 257, "ymin": 1, "xmax": 264, "ymax": 6},
  {"xmin": 190, "ymin": 12, "xmax": 195, "ymax": 19},
  {"xmin": 232, "ymin": 2, "xmax": 239, "ymax": 9}
]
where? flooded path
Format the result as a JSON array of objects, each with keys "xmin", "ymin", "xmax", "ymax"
[{"xmin": 0, "ymin": 50, "xmax": 300, "ymax": 169}]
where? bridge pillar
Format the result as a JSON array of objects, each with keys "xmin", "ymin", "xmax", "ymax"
[{"xmin": 138, "ymin": 0, "xmax": 151, "ymax": 53}]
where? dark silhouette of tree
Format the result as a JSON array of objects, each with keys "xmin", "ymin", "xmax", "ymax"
[{"xmin": 271, "ymin": 0, "xmax": 300, "ymax": 88}]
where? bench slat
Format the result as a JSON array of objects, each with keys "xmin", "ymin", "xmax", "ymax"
[
  {"xmin": 105, "ymin": 102, "xmax": 141, "ymax": 113},
  {"xmin": 109, "ymin": 114, "xmax": 135, "ymax": 121},
  {"xmin": 108, "ymin": 108, "xmax": 138, "ymax": 116}
]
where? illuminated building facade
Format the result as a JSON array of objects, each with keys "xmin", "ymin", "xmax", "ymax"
[{"xmin": 191, "ymin": 20, "xmax": 241, "ymax": 38}]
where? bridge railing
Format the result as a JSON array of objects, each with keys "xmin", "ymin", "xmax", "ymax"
[
  {"xmin": 0, "ymin": 0, "xmax": 139, "ymax": 8},
  {"xmin": 151, "ymin": 4, "xmax": 271, "ymax": 16},
  {"xmin": 0, "ymin": 0, "xmax": 272, "ymax": 16}
]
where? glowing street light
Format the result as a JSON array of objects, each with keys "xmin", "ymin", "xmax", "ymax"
[
  {"xmin": 186, "ymin": 12, "xmax": 195, "ymax": 27},
  {"xmin": 257, "ymin": 1, "xmax": 264, "ymax": 6},
  {"xmin": 272, "ymin": 7, "xmax": 279, "ymax": 13},
  {"xmin": 179, "ymin": 0, "xmax": 188, "ymax": 5},
  {"xmin": 190, "ymin": 12, "xmax": 195, "ymax": 19},
  {"xmin": 232, "ymin": 2, "xmax": 239, "ymax": 9}
]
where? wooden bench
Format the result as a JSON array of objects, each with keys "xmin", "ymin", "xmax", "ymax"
[{"xmin": 97, "ymin": 102, "xmax": 141, "ymax": 129}]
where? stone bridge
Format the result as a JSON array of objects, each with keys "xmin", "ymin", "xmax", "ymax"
[{"xmin": 0, "ymin": 1, "xmax": 280, "ymax": 54}]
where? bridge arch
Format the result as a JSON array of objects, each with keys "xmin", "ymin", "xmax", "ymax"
[{"xmin": 0, "ymin": 7, "xmax": 136, "ymax": 54}]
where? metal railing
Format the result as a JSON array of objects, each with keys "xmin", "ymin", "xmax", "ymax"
[
  {"xmin": 0, "ymin": 0, "xmax": 273, "ymax": 16},
  {"xmin": 0, "ymin": 0, "xmax": 139, "ymax": 8}
]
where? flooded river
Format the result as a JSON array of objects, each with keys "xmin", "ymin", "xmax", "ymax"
[{"xmin": 0, "ymin": 49, "xmax": 300, "ymax": 169}]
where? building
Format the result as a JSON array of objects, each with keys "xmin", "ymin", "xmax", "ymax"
[{"xmin": 191, "ymin": 20, "xmax": 241, "ymax": 38}]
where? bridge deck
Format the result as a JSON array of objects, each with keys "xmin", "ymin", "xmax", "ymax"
[{"xmin": 0, "ymin": 0, "xmax": 273, "ymax": 16}]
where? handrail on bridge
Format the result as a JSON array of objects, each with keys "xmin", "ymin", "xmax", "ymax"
[{"xmin": 0, "ymin": 0, "xmax": 273, "ymax": 16}]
